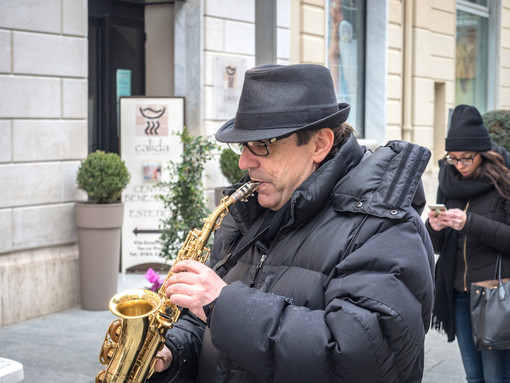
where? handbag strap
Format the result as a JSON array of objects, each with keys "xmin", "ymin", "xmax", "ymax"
[{"xmin": 495, "ymin": 254, "xmax": 506, "ymax": 301}]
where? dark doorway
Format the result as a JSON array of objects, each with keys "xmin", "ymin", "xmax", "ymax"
[{"xmin": 88, "ymin": 0, "xmax": 145, "ymax": 154}]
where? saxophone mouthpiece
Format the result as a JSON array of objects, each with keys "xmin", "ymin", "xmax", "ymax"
[{"xmin": 230, "ymin": 181, "xmax": 260, "ymax": 202}]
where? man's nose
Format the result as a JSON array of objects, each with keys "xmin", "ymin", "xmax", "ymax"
[{"xmin": 238, "ymin": 147, "xmax": 258, "ymax": 170}]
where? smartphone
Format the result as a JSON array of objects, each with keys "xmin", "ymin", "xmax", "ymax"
[{"xmin": 428, "ymin": 204, "xmax": 446, "ymax": 215}]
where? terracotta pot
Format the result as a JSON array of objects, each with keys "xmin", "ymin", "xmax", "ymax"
[{"xmin": 75, "ymin": 202, "xmax": 124, "ymax": 310}]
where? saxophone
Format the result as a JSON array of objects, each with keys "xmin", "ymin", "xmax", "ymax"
[{"xmin": 96, "ymin": 181, "xmax": 259, "ymax": 383}]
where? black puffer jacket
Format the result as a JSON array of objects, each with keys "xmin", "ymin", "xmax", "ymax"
[
  {"xmin": 149, "ymin": 136, "xmax": 435, "ymax": 383},
  {"xmin": 427, "ymin": 144, "xmax": 510, "ymax": 341}
]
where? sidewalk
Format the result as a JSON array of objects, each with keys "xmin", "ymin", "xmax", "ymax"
[{"xmin": 0, "ymin": 273, "xmax": 466, "ymax": 382}]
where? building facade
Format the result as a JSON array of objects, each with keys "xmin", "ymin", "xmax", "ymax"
[{"xmin": 1, "ymin": 0, "xmax": 509, "ymax": 325}]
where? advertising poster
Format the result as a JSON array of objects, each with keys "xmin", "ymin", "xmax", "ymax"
[{"xmin": 120, "ymin": 97, "xmax": 184, "ymax": 272}]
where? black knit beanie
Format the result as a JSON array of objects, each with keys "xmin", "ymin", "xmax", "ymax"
[{"xmin": 445, "ymin": 104, "xmax": 491, "ymax": 152}]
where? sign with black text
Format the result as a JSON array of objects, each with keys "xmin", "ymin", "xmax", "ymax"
[{"xmin": 120, "ymin": 97, "xmax": 184, "ymax": 272}]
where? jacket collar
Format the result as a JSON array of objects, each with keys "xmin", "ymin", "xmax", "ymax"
[{"xmin": 332, "ymin": 140, "xmax": 431, "ymax": 219}]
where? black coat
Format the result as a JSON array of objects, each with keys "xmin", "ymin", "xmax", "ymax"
[
  {"xmin": 149, "ymin": 136, "xmax": 435, "ymax": 383},
  {"xmin": 427, "ymin": 146, "xmax": 510, "ymax": 341}
]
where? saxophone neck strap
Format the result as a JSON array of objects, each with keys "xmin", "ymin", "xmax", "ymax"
[{"xmin": 214, "ymin": 210, "xmax": 271, "ymax": 278}]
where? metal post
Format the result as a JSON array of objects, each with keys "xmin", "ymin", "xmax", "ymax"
[{"xmin": 255, "ymin": 0, "xmax": 277, "ymax": 66}]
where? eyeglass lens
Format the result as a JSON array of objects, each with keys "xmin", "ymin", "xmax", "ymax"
[{"xmin": 446, "ymin": 154, "xmax": 476, "ymax": 166}]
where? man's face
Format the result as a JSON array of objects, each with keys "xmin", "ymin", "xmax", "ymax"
[{"xmin": 238, "ymin": 133, "xmax": 320, "ymax": 211}]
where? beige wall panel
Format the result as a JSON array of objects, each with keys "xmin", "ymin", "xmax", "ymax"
[
  {"xmin": 13, "ymin": 32, "xmax": 87, "ymax": 77},
  {"xmin": 388, "ymin": 0, "xmax": 402, "ymax": 25},
  {"xmin": 502, "ymin": 28, "xmax": 510, "ymax": 51},
  {"xmin": 277, "ymin": 0, "xmax": 291, "ymax": 28},
  {"xmin": 0, "ymin": 246, "xmax": 79, "ymax": 326},
  {"xmin": 0, "ymin": 163, "xmax": 63, "ymax": 208},
  {"xmin": 302, "ymin": 5, "xmax": 324, "ymax": 36},
  {"xmin": 12, "ymin": 204, "xmax": 76, "ymax": 251},
  {"xmin": 429, "ymin": 56, "xmax": 455, "ymax": 81},
  {"xmin": 427, "ymin": 8, "xmax": 455, "ymax": 35},
  {"xmin": 414, "ymin": 1, "xmax": 433, "ymax": 29},
  {"xmin": 62, "ymin": 0, "xmax": 87, "ymax": 36},
  {"xmin": 0, "ymin": 30, "xmax": 11, "ymax": 73},
  {"xmin": 388, "ymin": 23, "xmax": 403, "ymax": 50},
  {"xmin": 302, "ymin": 36, "xmax": 324, "ymax": 64},
  {"xmin": 278, "ymin": 27, "xmax": 291, "ymax": 60},
  {"xmin": 63, "ymin": 78, "xmax": 88, "ymax": 118},
  {"xmin": 414, "ymin": 127, "xmax": 434, "ymax": 148},
  {"xmin": 500, "ymin": 87, "xmax": 510, "ymax": 109},
  {"xmin": 0, "ymin": 76, "xmax": 61, "ymax": 118},
  {"xmin": 386, "ymin": 126, "xmax": 402, "ymax": 141},
  {"xmin": 0, "ymin": 120, "xmax": 11, "ymax": 163},
  {"xmin": 445, "ymin": 82, "xmax": 455, "ymax": 108},
  {"xmin": 413, "ymin": 78, "xmax": 434, "ymax": 126},
  {"xmin": 62, "ymin": 162, "xmax": 86, "ymax": 203},
  {"xmin": 430, "ymin": 32, "xmax": 455, "ymax": 59},
  {"xmin": 430, "ymin": 0, "xmax": 455, "ymax": 13},
  {"xmin": 387, "ymin": 100, "xmax": 402, "ymax": 126},
  {"xmin": 387, "ymin": 48, "xmax": 403, "ymax": 75},
  {"xmin": 303, "ymin": 0, "xmax": 323, "ymax": 6},
  {"xmin": 501, "ymin": 5, "xmax": 510, "ymax": 26},
  {"xmin": 205, "ymin": 0, "xmax": 254, "ymax": 22},
  {"xmin": 0, "ymin": 209, "xmax": 12, "ymax": 254},
  {"xmin": 413, "ymin": 28, "xmax": 431, "ymax": 77},
  {"xmin": 13, "ymin": 120, "xmax": 87, "ymax": 162},
  {"xmin": 501, "ymin": 47, "xmax": 510, "ymax": 69},
  {"xmin": 225, "ymin": 20, "xmax": 255, "ymax": 55},
  {"xmin": 0, "ymin": 0, "xmax": 61, "ymax": 34},
  {"xmin": 501, "ymin": 68, "xmax": 510, "ymax": 87},
  {"xmin": 387, "ymin": 74, "xmax": 402, "ymax": 100},
  {"xmin": 204, "ymin": 17, "xmax": 224, "ymax": 52}
]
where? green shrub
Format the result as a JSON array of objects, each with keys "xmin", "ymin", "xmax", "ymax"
[
  {"xmin": 157, "ymin": 129, "xmax": 218, "ymax": 262},
  {"xmin": 483, "ymin": 109, "xmax": 510, "ymax": 152},
  {"xmin": 219, "ymin": 147, "xmax": 246, "ymax": 184},
  {"xmin": 76, "ymin": 150, "xmax": 131, "ymax": 203}
]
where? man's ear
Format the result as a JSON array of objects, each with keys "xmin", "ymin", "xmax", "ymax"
[{"xmin": 312, "ymin": 128, "xmax": 335, "ymax": 164}]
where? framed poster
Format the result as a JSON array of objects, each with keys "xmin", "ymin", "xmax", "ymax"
[{"xmin": 120, "ymin": 97, "xmax": 184, "ymax": 272}]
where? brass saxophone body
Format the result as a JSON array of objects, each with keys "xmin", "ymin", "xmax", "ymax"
[{"xmin": 96, "ymin": 181, "xmax": 259, "ymax": 383}]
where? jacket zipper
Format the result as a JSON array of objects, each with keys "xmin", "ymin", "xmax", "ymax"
[
  {"xmin": 463, "ymin": 200, "xmax": 470, "ymax": 292},
  {"xmin": 250, "ymin": 253, "xmax": 267, "ymax": 288}
]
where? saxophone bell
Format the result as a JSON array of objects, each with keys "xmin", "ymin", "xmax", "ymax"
[{"xmin": 95, "ymin": 181, "xmax": 259, "ymax": 383}]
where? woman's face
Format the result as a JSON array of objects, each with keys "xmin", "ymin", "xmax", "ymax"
[{"xmin": 447, "ymin": 151, "xmax": 482, "ymax": 178}]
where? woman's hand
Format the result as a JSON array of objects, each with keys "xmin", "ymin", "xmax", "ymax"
[
  {"xmin": 427, "ymin": 208, "xmax": 466, "ymax": 231},
  {"xmin": 445, "ymin": 208, "xmax": 467, "ymax": 231}
]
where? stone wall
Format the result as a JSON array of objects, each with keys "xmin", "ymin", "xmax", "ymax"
[{"xmin": 0, "ymin": 0, "xmax": 88, "ymax": 326}]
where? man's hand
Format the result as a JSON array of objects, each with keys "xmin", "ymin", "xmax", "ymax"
[
  {"xmin": 165, "ymin": 260, "xmax": 226, "ymax": 322},
  {"xmin": 153, "ymin": 345, "xmax": 173, "ymax": 372}
]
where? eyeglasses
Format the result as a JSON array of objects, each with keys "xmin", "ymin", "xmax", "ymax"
[
  {"xmin": 445, "ymin": 153, "xmax": 478, "ymax": 166},
  {"xmin": 228, "ymin": 134, "xmax": 292, "ymax": 157}
]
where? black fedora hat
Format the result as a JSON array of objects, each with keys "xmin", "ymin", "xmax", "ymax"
[{"xmin": 215, "ymin": 64, "xmax": 351, "ymax": 143}]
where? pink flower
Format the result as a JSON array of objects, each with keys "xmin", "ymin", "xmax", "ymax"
[{"xmin": 144, "ymin": 268, "xmax": 164, "ymax": 291}]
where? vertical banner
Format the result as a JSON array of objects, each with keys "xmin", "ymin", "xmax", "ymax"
[{"xmin": 120, "ymin": 97, "xmax": 184, "ymax": 273}]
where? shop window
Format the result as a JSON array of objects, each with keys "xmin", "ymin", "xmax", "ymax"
[
  {"xmin": 326, "ymin": 0, "xmax": 366, "ymax": 135},
  {"xmin": 456, "ymin": 1, "xmax": 491, "ymax": 113}
]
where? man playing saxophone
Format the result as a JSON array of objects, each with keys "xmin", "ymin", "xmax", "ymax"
[{"xmin": 149, "ymin": 64, "xmax": 435, "ymax": 383}]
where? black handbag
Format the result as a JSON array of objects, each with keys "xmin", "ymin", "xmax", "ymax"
[{"xmin": 470, "ymin": 254, "xmax": 510, "ymax": 350}]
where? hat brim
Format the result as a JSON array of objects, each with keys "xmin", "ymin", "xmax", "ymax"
[{"xmin": 215, "ymin": 103, "xmax": 351, "ymax": 143}]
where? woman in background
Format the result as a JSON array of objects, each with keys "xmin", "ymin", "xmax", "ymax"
[{"xmin": 427, "ymin": 104, "xmax": 510, "ymax": 383}]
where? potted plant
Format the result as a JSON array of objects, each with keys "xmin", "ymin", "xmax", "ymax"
[
  {"xmin": 215, "ymin": 147, "xmax": 247, "ymax": 204},
  {"xmin": 75, "ymin": 150, "xmax": 131, "ymax": 310},
  {"xmin": 157, "ymin": 129, "xmax": 217, "ymax": 262}
]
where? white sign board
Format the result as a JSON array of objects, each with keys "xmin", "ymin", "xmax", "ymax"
[
  {"xmin": 212, "ymin": 55, "xmax": 246, "ymax": 120},
  {"xmin": 120, "ymin": 97, "xmax": 184, "ymax": 273}
]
